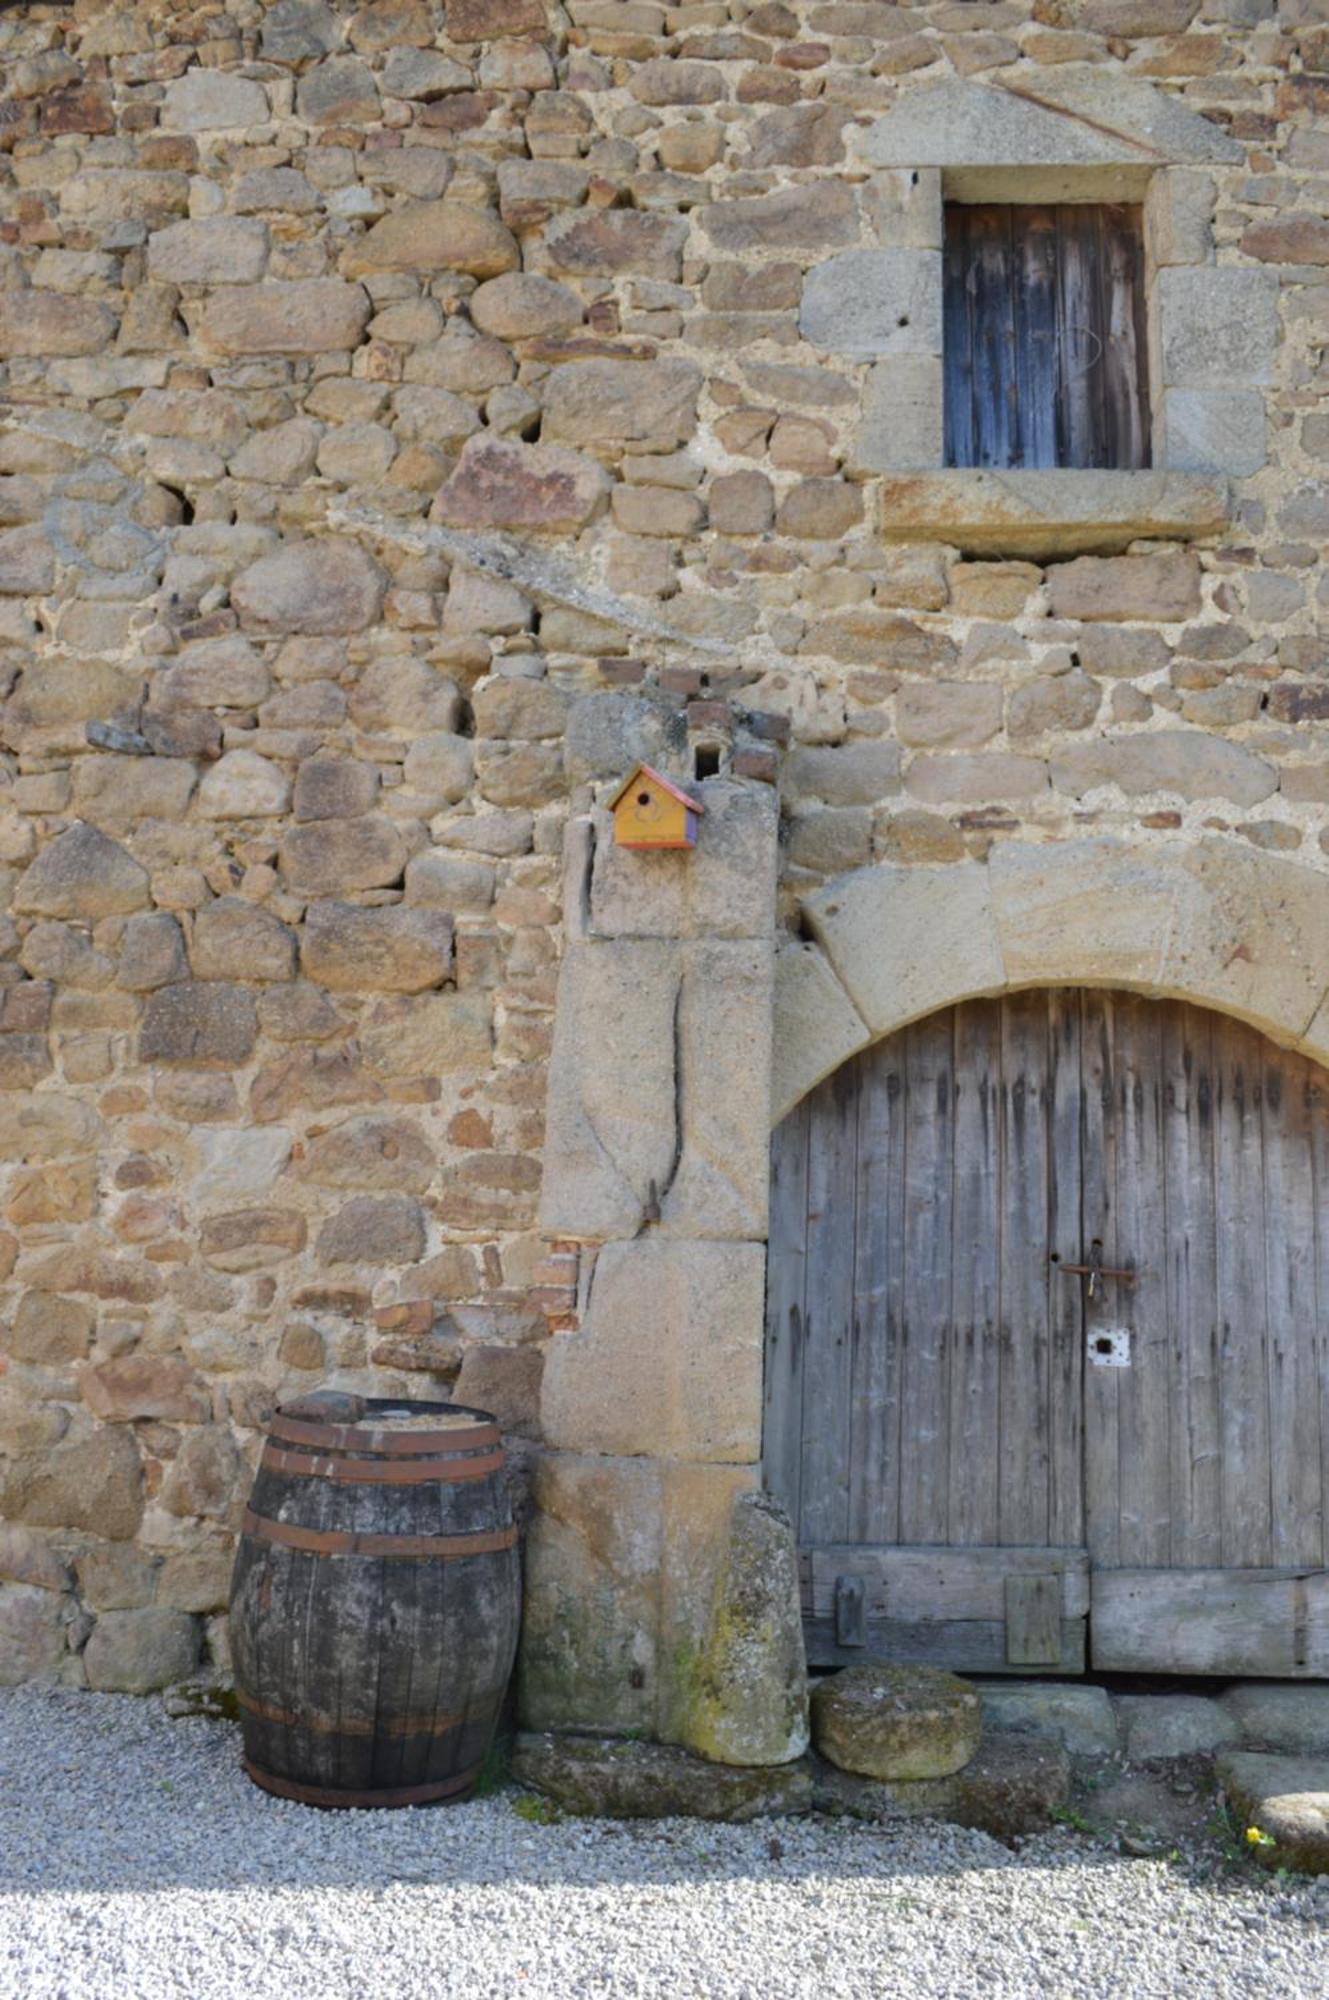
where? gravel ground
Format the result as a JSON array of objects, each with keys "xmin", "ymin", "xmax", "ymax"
[{"xmin": 1, "ymin": 1688, "xmax": 1326, "ymax": 2000}]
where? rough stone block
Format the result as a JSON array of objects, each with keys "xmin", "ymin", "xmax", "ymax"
[
  {"xmin": 1003, "ymin": 68, "xmax": 1242, "ymax": 165},
  {"xmin": 279, "ymin": 816, "xmax": 407, "ymax": 896},
  {"xmin": 1115, "ymin": 1694, "xmax": 1238, "ymax": 1761},
  {"xmin": 82, "ymin": 1355, "xmax": 211, "ymax": 1424},
  {"xmin": 541, "ymin": 1239, "xmax": 766, "ymax": 1462},
  {"xmin": 542, "ymin": 360, "xmax": 701, "ymax": 451},
  {"xmin": 301, "ymin": 902, "xmax": 453, "ymax": 994},
  {"xmin": 197, "ymin": 750, "xmax": 291, "ymax": 819},
  {"xmin": 0, "ymin": 1585, "xmax": 66, "ymax": 1686},
  {"xmin": 139, "ymin": 981, "xmax": 257, "ymax": 1068},
  {"xmin": 1168, "ymin": 844, "xmax": 1329, "ymax": 1052},
  {"xmin": 194, "ymin": 281, "xmax": 370, "ymax": 357},
  {"xmin": 804, "ymin": 860, "xmax": 1003, "ymax": 1038},
  {"xmin": 1221, "ymin": 1684, "xmax": 1329, "ymax": 1755},
  {"xmin": 897, "ymin": 681, "xmax": 1003, "ymax": 748},
  {"xmin": 660, "ymin": 939, "xmax": 773, "ymax": 1243},
  {"xmin": 1046, "ymin": 549, "xmax": 1201, "ymax": 622},
  {"xmin": 701, "ymin": 182, "xmax": 859, "ymax": 252},
  {"xmin": 979, "ymin": 1680, "xmax": 1118, "ymax": 1756},
  {"xmin": 84, "ymin": 1608, "xmax": 200, "ymax": 1693},
  {"xmin": 342, "ymin": 201, "xmax": 517, "ymax": 280},
  {"xmin": 15, "ymin": 824, "xmax": 148, "ymax": 921},
  {"xmin": 513, "ymin": 1734, "xmax": 813, "ymax": 1821},
  {"xmin": 800, "ymin": 250, "xmax": 942, "ymax": 358},
  {"xmin": 991, "ymin": 839, "xmax": 1175, "ymax": 989},
  {"xmin": 849, "ymin": 356, "xmax": 944, "ymax": 474},
  {"xmin": 232, "ymin": 540, "xmax": 385, "ymax": 636},
  {"xmin": 1051, "ymin": 732, "xmax": 1276, "ymax": 807},
  {"xmin": 1145, "ymin": 167, "xmax": 1216, "ymax": 269},
  {"xmin": 812, "ymin": 1731, "xmax": 1070, "ymax": 1839},
  {"xmin": 1158, "ymin": 268, "xmax": 1279, "ymax": 389},
  {"xmin": 1217, "ymin": 1752, "xmax": 1329, "ymax": 1874},
  {"xmin": 190, "ymin": 899, "xmax": 296, "ymax": 983},
  {"xmin": 1161, "ymin": 389, "xmax": 1266, "ymax": 477},
  {"xmin": 161, "ymin": 69, "xmax": 269, "ymax": 131},
  {"xmin": 518, "ymin": 1451, "xmax": 664, "ymax": 1737},
  {"xmin": 813, "ymin": 1666, "xmax": 981, "ymax": 1781},
  {"xmin": 587, "ymin": 778, "xmax": 778, "ymax": 942},
  {"xmin": 148, "ymin": 218, "xmax": 268, "ymax": 286},
  {"xmin": 879, "ymin": 470, "xmax": 1228, "ymax": 559},
  {"xmin": 771, "ymin": 940, "xmax": 869, "ymax": 1126},
  {"xmin": 7, "ymin": 1426, "xmax": 143, "ymax": 1540},
  {"xmin": 0, "ymin": 292, "xmax": 118, "ymax": 359},
  {"xmin": 539, "ymin": 937, "xmax": 681, "ymax": 1243},
  {"xmin": 544, "ymin": 209, "xmax": 688, "ymax": 283},
  {"xmin": 296, "ymin": 1115, "xmax": 434, "ymax": 1193},
  {"xmin": 431, "ymin": 436, "xmax": 608, "ymax": 534},
  {"xmin": 681, "ymin": 1492, "xmax": 808, "ymax": 1768}
]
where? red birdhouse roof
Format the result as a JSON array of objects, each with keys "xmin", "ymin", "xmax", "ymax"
[{"xmin": 607, "ymin": 762, "xmax": 706, "ymax": 814}]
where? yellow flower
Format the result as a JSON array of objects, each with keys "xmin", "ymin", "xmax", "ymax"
[{"xmin": 1246, "ymin": 1826, "xmax": 1275, "ymax": 1848}]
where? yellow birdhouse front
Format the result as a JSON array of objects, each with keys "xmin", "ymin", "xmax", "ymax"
[{"xmin": 608, "ymin": 763, "xmax": 704, "ymax": 851}]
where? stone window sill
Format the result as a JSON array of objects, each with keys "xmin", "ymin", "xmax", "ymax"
[{"xmin": 877, "ymin": 469, "xmax": 1230, "ymax": 559}]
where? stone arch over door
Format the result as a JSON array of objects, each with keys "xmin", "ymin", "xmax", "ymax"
[{"xmin": 772, "ymin": 836, "xmax": 1329, "ymax": 1127}]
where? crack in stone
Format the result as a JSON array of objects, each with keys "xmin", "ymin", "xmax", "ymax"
[{"xmin": 326, "ymin": 501, "xmax": 732, "ymax": 658}]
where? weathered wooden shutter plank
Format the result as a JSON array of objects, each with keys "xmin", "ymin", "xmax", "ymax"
[
  {"xmin": 1093, "ymin": 1568, "xmax": 1329, "ymax": 1677},
  {"xmin": 970, "ymin": 205, "xmax": 1018, "ymax": 471},
  {"xmin": 798, "ymin": 1062, "xmax": 859, "ymax": 1546},
  {"xmin": 943, "ymin": 210, "xmax": 977, "ymax": 471},
  {"xmin": 1162, "ymin": 1003, "xmax": 1223, "ymax": 1569},
  {"xmin": 1214, "ymin": 1015, "xmax": 1273, "ymax": 1567},
  {"xmin": 763, "ymin": 1094, "xmax": 810, "ymax": 1537},
  {"xmin": 948, "ymin": 1001, "xmax": 1003, "ymax": 1546},
  {"xmin": 1047, "ymin": 989, "xmax": 1085, "ymax": 1549},
  {"xmin": 998, "ymin": 992, "xmax": 1052, "ymax": 1546},
  {"xmin": 1012, "ymin": 205, "xmax": 1059, "ymax": 470},
  {"xmin": 1098, "ymin": 201, "xmax": 1151, "ymax": 474},
  {"xmin": 1261, "ymin": 1049, "xmax": 1324, "ymax": 1568},
  {"xmin": 1055, "ymin": 203, "xmax": 1102, "ymax": 471},
  {"xmin": 1113, "ymin": 995, "xmax": 1172, "ymax": 1567},
  {"xmin": 1312, "ymin": 1072, "xmax": 1329, "ymax": 1579},
  {"xmin": 1081, "ymin": 990, "xmax": 1121, "ymax": 1568},
  {"xmin": 849, "ymin": 1044, "xmax": 907, "ymax": 1544},
  {"xmin": 899, "ymin": 1012, "xmax": 956, "ymax": 1543}
]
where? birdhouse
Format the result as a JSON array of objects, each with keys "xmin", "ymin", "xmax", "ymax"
[{"xmin": 608, "ymin": 763, "xmax": 704, "ymax": 850}]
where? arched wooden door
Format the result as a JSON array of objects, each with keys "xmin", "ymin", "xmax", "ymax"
[{"xmin": 764, "ymin": 990, "xmax": 1329, "ymax": 1677}]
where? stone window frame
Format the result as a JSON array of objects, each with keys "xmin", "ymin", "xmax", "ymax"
[{"xmin": 796, "ymin": 80, "xmax": 1278, "ymax": 558}]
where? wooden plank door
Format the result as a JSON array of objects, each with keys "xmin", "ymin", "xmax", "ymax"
[
  {"xmin": 1087, "ymin": 1001, "xmax": 1329, "ymax": 1674},
  {"xmin": 766, "ymin": 993, "xmax": 1089, "ymax": 1675},
  {"xmin": 766, "ymin": 990, "xmax": 1329, "ymax": 1679}
]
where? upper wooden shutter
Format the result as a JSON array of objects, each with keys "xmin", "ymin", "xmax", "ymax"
[{"xmin": 943, "ymin": 203, "xmax": 1151, "ymax": 473}]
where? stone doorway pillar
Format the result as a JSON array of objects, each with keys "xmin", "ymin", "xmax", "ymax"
[{"xmin": 519, "ymin": 763, "xmax": 780, "ymax": 1750}]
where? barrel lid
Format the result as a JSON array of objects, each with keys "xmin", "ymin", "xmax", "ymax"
[{"xmin": 270, "ymin": 1392, "xmax": 500, "ymax": 1456}]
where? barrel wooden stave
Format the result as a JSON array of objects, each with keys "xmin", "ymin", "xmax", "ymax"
[{"xmin": 229, "ymin": 1398, "xmax": 520, "ymax": 1807}]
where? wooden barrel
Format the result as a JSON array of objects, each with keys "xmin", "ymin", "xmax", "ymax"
[{"xmin": 229, "ymin": 1392, "xmax": 520, "ymax": 1809}]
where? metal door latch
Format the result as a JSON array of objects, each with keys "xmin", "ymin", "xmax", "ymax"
[{"xmin": 1055, "ymin": 1239, "xmax": 1137, "ymax": 1300}]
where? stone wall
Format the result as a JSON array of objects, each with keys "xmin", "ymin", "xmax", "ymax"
[{"xmin": 1, "ymin": 0, "xmax": 1327, "ymax": 1700}]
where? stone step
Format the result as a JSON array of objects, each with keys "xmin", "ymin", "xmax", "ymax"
[
  {"xmin": 811, "ymin": 1664, "xmax": 981, "ymax": 1781},
  {"xmin": 1217, "ymin": 1751, "xmax": 1329, "ymax": 1875},
  {"xmin": 813, "ymin": 1731, "xmax": 1070, "ymax": 1841},
  {"xmin": 512, "ymin": 1733, "xmax": 813, "ymax": 1822}
]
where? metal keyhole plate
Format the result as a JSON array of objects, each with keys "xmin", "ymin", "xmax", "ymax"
[{"xmin": 1089, "ymin": 1327, "xmax": 1131, "ymax": 1369}]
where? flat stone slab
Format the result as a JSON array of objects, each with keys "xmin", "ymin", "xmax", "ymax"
[
  {"xmin": 812, "ymin": 1665, "xmax": 981, "ymax": 1781},
  {"xmin": 877, "ymin": 469, "xmax": 1228, "ymax": 558},
  {"xmin": 1114, "ymin": 1694, "xmax": 1240, "ymax": 1762},
  {"xmin": 814, "ymin": 1731, "xmax": 1069, "ymax": 1841},
  {"xmin": 1220, "ymin": 1684, "xmax": 1329, "ymax": 1755},
  {"xmin": 512, "ymin": 1734, "xmax": 813, "ymax": 1822},
  {"xmin": 977, "ymin": 1681, "xmax": 1118, "ymax": 1758},
  {"xmin": 1217, "ymin": 1752, "xmax": 1329, "ymax": 1875}
]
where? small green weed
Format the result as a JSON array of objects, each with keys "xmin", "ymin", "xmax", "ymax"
[{"xmin": 512, "ymin": 1792, "xmax": 562, "ymax": 1826}]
